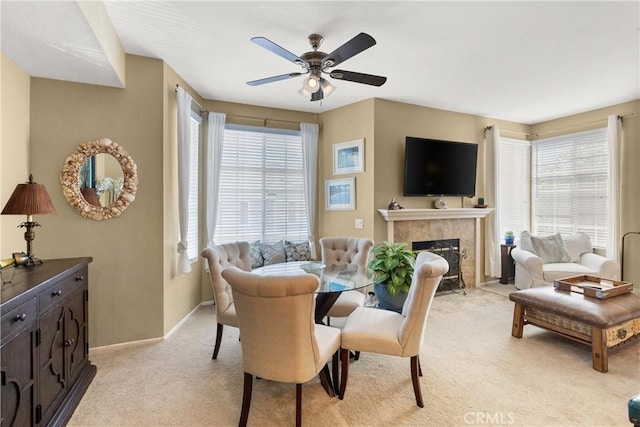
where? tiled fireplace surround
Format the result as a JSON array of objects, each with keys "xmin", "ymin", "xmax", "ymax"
[{"xmin": 378, "ymin": 208, "xmax": 494, "ymax": 287}]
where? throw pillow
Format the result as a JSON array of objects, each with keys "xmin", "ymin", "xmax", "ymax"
[
  {"xmin": 530, "ymin": 233, "xmax": 571, "ymax": 264},
  {"xmin": 261, "ymin": 241, "xmax": 286, "ymax": 265},
  {"xmin": 284, "ymin": 240, "xmax": 312, "ymax": 262},
  {"xmin": 562, "ymin": 232, "xmax": 593, "ymax": 263},
  {"xmin": 519, "ymin": 231, "xmax": 534, "ymax": 253},
  {"xmin": 249, "ymin": 240, "xmax": 264, "ymax": 268}
]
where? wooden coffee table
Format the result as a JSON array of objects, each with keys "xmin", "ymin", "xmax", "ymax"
[{"xmin": 509, "ymin": 286, "xmax": 640, "ymax": 372}]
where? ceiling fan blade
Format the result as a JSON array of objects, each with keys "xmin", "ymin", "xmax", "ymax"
[
  {"xmin": 311, "ymin": 87, "xmax": 324, "ymax": 102},
  {"xmin": 247, "ymin": 72, "xmax": 302, "ymax": 86},
  {"xmin": 251, "ymin": 37, "xmax": 308, "ymax": 66},
  {"xmin": 322, "ymin": 33, "xmax": 376, "ymax": 67},
  {"xmin": 329, "ymin": 70, "xmax": 387, "ymax": 87}
]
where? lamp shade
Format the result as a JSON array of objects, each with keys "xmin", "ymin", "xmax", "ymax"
[{"xmin": 1, "ymin": 175, "xmax": 57, "ymax": 216}]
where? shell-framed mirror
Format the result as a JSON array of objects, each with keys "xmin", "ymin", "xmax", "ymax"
[{"xmin": 60, "ymin": 138, "xmax": 138, "ymax": 220}]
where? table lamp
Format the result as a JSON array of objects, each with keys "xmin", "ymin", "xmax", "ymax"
[{"xmin": 1, "ymin": 174, "xmax": 57, "ymax": 265}]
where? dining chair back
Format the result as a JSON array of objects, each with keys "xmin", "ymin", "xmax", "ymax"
[
  {"xmin": 200, "ymin": 242, "xmax": 252, "ymax": 359},
  {"xmin": 339, "ymin": 250, "xmax": 449, "ymax": 407},
  {"xmin": 319, "ymin": 237, "xmax": 374, "ymax": 320},
  {"xmin": 221, "ymin": 266, "xmax": 341, "ymax": 427}
]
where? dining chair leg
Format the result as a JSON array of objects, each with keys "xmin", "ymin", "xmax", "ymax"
[
  {"xmin": 339, "ymin": 348, "xmax": 349, "ymax": 400},
  {"xmin": 240, "ymin": 372, "xmax": 253, "ymax": 427},
  {"xmin": 295, "ymin": 383, "xmax": 302, "ymax": 427},
  {"xmin": 212, "ymin": 322, "xmax": 224, "ymax": 359},
  {"xmin": 332, "ymin": 350, "xmax": 340, "ymax": 394},
  {"xmin": 318, "ymin": 364, "xmax": 335, "ymax": 397},
  {"xmin": 410, "ymin": 355, "xmax": 424, "ymax": 408},
  {"xmin": 418, "ymin": 355, "xmax": 423, "ymax": 377}
]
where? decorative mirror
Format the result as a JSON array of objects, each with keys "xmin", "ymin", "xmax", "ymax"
[{"xmin": 60, "ymin": 138, "xmax": 138, "ymax": 220}]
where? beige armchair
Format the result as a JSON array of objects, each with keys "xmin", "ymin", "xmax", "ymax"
[
  {"xmin": 320, "ymin": 237, "xmax": 374, "ymax": 321},
  {"xmin": 221, "ymin": 267, "xmax": 341, "ymax": 427},
  {"xmin": 339, "ymin": 251, "xmax": 449, "ymax": 407},
  {"xmin": 200, "ymin": 242, "xmax": 252, "ymax": 359},
  {"xmin": 511, "ymin": 232, "xmax": 619, "ymax": 289}
]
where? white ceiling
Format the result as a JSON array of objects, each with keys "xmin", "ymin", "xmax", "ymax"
[{"xmin": 2, "ymin": 1, "xmax": 639, "ymax": 124}]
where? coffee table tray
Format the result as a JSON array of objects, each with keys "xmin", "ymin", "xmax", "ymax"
[{"xmin": 553, "ymin": 274, "xmax": 633, "ymax": 299}]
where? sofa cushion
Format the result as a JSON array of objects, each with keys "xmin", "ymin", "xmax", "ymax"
[
  {"xmin": 520, "ymin": 231, "xmax": 535, "ymax": 253},
  {"xmin": 542, "ymin": 262, "xmax": 598, "ymax": 282},
  {"xmin": 284, "ymin": 240, "xmax": 312, "ymax": 262},
  {"xmin": 260, "ymin": 241, "xmax": 287, "ymax": 265},
  {"xmin": 562, "ymin": 232, "xmax": 593, "ymax": 263},
  {"xmin": 249, "ymin": 240, "xmax": 264, "ymax": 268}
]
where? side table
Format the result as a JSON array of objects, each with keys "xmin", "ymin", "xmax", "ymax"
[{"xmin": 500, "ymin": 244, "xmax": 516, "ymax": 284}]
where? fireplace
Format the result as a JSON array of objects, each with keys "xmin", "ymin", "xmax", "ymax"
[
  {"xmin": 412, "ymin": 239, "xmax": 467, "ymax": 293},
  {"xmin": 377, "ymin": 208, "xmax": 493, "ymax": 287}
]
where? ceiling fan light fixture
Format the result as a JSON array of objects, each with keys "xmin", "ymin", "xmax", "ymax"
[
  {"xmin": 320, "ymin": 78, "xmax": 335, "ymax": 97},
  {"xmin": 302, "ymin": 74, "xmax": 321, "ymax": 93}
]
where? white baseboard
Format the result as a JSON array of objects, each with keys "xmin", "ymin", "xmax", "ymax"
[{"xmin": 91, "ymin": 300, "xmax": 215, "ymax": 350}]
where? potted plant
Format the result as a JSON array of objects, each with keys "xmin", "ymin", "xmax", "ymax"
[
  {"xmin": 367, "ymin": 241, "xmax": 417, "ymax": 313},
  {"xmin": 505, "ymin": 231, "xmax": 515, "ymax": 245}
]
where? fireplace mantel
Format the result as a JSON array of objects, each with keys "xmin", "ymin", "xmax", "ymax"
[
  {"xmin": 378, "ymin": 208, "xmax": 494, "ymax": 286},
  {"xmin": 378, "ymin": 208, "xmax": 493, "ymax": 222}
]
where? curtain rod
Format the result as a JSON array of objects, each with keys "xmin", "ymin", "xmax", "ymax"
[
  {"xmin": 531, "ymin": 112, "xmax": 633, "ymax": 139},
  {"xmin": 226, "ymin": 114, "xmax": 308, "ymax": 127},
  {"xmin": 175, "ymin": 84, "xmax": 207, "ymax": 115},
  {"xmin": 485, "ymin": 112, "xmax": 634, "ymax": 140}
]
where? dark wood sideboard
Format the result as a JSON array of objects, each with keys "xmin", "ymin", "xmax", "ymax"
[{"xmin": 1, "ymin": 257, "xmax": 96, "ymax": 426}]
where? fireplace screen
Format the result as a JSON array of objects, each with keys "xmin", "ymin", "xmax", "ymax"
[{"xmin": 412, "ymin": 239, "xmax": 467, "ymax": 294}]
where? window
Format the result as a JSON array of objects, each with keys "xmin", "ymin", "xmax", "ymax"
[
  {"xmin": 531, "ymin": 127, "xmax": 608, "ymax": 247},
  {"xmin": 186, "ymin": 110, "xmax": 201, "ymax": 261},
  {"xmin": 214, "ymin": 125, "xmax": 309, "ymax": 244},
  {"xmin": 498, "ymin": 137, "xmax": 531, "ymax": 238}
]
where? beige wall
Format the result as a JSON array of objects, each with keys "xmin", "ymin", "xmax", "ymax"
[
  {"xmin": 1, "ymin": 54, "xmax": 30, "ymax": 257},
  {"xmin": 318, "ymin": 99, "xmax": 376, "ymax": 239},
  {"xmin": 531, "ymin": 100, "xmax": 640, "ymax": 285},
  {"xmin": 28, "ymin": 55, "xmax": 166, "ymax": 346}
]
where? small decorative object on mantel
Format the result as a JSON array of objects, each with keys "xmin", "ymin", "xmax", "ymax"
[
  {"xmin": 387, "ymin": 198, "xmax": 403, "ymax": 210},
  {"xmin": 434, "ymin": 198, "xmax": 448, "ymax": 209},
  {"xmin": 474, "ymin": 197, "xmax": 488, "ymax": 208}
]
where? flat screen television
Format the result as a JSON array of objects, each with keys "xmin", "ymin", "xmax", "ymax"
[{"xmin": 403, "ymin": 136, "xmax": 478, "ymax": 197}]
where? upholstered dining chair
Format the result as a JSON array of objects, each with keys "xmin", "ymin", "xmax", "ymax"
[
  {"xmin": 320, "ymin": 237, "xmax": 374, "ymax": 322},
  {"xmin": 221, "ymin": 267, "xmax": 341, "ymax": 427},
  {"xmin": 200, "ymin": 242, "xmax": 252, "ymax": 359},
  {"xmin": 338, "ymin": 251, "xmax": 448, "ymax": 407}
]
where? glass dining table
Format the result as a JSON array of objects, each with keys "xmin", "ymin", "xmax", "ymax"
[{"xmin": 251, "ymin": 261, "xmax": 374, "ymax": 324}]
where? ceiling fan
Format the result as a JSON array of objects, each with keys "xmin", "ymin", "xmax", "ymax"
[{"xmin": 247, "ymin": 33, "xmax": 387, "ymax": 102}]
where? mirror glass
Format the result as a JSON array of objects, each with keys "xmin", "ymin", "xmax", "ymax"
[{"xmin": 61, "ymin": 138, "xmax": 138, "ymax": 220}]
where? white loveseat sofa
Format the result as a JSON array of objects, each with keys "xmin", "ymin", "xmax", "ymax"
[{"xmin": 510, "ymin": 232, "xmax": 619, "ymax": 289}]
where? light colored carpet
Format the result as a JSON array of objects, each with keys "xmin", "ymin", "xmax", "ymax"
[{"xmin": 69, "ymin": 288, "xmax": 639, "ymax": 427}]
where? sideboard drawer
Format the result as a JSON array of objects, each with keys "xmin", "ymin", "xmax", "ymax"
[
  {"xmin": 38, "ymin": 266, "xmax": 88, "ymax": 312},
  {"xmin": 1, "ymin": 297, "xmax": 37, "ymax": 342}
]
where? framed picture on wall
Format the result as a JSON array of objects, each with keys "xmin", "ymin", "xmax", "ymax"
[
  {"xmin": 325, "ymin": 177, "xmax": 356, "ymax": 210},
  {"xmin": 333, "ymin": 138, "xmax": 364, "ymax": 175}
]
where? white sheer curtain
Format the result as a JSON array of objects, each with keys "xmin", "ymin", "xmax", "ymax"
[
  {"xmin": 300, "ymin": 123, "xmax": 319, "ymax": 259},
  {"xmin": 204, "ymin": 112, "xmax": 226, "ymax": 249},
  {"xmin": 484, "ymin": 125, "xmax": 501, "ymax": 278},
  {"xmin": 607, "ymin": 115, "xmax": 621, "ymax": 261},
  {"xmin": 177, "ymin": 87, "xmax": 193, "ymax": 274}
]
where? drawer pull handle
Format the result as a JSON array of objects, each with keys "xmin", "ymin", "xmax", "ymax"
[
  {"xmin": 64, "ymin": 339, "xmax": 75, "ymax": 347},
  {"xmin": 14, "ymin": 313, "xmax": 27, "ymax": 322},
  {"xmin": 52, "ymin": 290, "xmax": 62, "ymax": 296},
  {"xmin": 75, "ymin": 276, "xmax": 84, "ymax": 281}
]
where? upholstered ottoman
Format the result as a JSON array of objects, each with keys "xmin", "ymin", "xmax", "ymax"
[{"xmin": 509, "ymin": 286, "xmax": 640, "ymax": 372}]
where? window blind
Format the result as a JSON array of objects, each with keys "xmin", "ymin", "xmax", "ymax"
[
  {"xmin": 532, "ymin": 127, "xmax": 608, "ymax": 247},
  {"xmin": 186, "ymin": 111, "xmax": 200, "ymax": 261},
  {"xmin": 215, "ymin": 126, "xmax": 308, "ymax": 244},
  {"xmin": 498, "ymin": 137, "xmax": 531, "ymax": 238}
]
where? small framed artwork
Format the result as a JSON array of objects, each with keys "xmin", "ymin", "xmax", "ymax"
[
  {"xmin": 333, "ymin": 138, "xmax": 364, "ymax": 175},
  {"xmin": 325, "ymin": 177, "xmax": 356, "ymax": 211}
]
